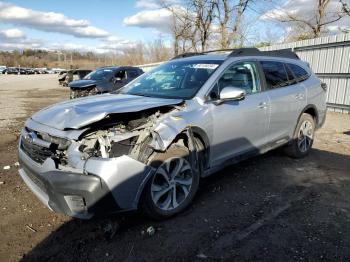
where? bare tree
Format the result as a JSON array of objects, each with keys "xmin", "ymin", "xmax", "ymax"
[
  {"xmin": 215, "ymin": 0, "xmax": 232, "ymax": 48},
  {"xmin": 274, "ymin": 0, "xmax": 348, "ymax": 39},
  {"xmin": 163, "ymin": 0, "xmax": 253, "ymax": 52},
  {"xmin": 191, "ymin": 0, "xmax": 217, "ymax": 51},
  {"xmin": 147, "ymin": 39, "xmax": 172, "ymax": 62},
  {"xmin": 161, "ymin": 1, "xmax": 197, "ymax": 55},
  {"xmin": 231, "ymin": 0, "xmax": 250, "ymax": 46},
  {"xmin": 340, "ymin": 0, "xmax": 350, "ymax": 15}
]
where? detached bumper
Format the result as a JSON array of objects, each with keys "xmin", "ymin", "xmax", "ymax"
[{"xmin": 18, "ymin": 145, "xmax": 153, "ymax": 219}]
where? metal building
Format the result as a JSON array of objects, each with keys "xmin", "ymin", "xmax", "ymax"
[{"xmin": 260, "ymin": 33, "xmax": 350, "ymax": 113}]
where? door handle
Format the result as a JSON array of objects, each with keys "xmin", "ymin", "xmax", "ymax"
[{"xmin": 258, "ymin": 102, "xmax": 268, "ymax": 109}]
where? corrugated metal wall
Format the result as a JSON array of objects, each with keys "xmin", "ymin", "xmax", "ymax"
[
  {"xmin": 260, "ymin": 34, "xmax": 350, "ymax": 113},
  {"xmin": 138, "ymin": 33, "xmax": 350, "ymax": 113}
]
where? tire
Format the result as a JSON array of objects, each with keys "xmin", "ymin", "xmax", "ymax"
[
  {"xmin": 70, "ymin": 90, "xmax": 75, "ymax": 99},
  {"xmin": 141, "ymin": 143, "xmax": 200, "ymax": 220},
  {"xmin": 284, "ymin": 113, "xmax": 315, "ymax": 158}
]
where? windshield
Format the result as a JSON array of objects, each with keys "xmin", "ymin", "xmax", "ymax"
[
  {"xmin": 84, "ymin": 68, "xmax": 115, "ymax": 80},
  {"xmin": 119, "ymin": 60, "xmax": 222, "ymax": 99}
]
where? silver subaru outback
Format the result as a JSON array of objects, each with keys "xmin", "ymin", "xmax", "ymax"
[{"xmin": 18, "ymin": 48, "xmax": 326, "ymax": 219}]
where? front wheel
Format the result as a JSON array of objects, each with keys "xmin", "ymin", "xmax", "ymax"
[
  {"xmin": 284, "ymin": 113, "xmax": 315, "ymax": 158},
  {"xmin": 141, "ymin": 144, "xmax": 200, "ymax": 220}
]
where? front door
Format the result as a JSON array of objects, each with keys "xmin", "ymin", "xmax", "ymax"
[{"xmin": 207, "ymin": 61, "xmax": 270, "ymax": 166}]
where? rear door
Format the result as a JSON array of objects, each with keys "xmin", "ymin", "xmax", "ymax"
[{"xmin": 260, "ymin": 60, "xmax": 306, "ymax": 143}]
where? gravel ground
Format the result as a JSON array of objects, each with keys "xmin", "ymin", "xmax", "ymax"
[{"xmin": 0, "ymin": 74, "xmax": 349, "ymax": 262}]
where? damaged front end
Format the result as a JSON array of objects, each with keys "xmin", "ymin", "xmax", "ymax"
[
  {"xmin": 18, "ymin": 104, "xmax": 184, "ymax": 218},
  {"xmin": 70, "ymin": 86, "xmax": 100, "ymax": 99}
]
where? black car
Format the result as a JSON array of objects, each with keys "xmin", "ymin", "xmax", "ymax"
[
  {"xmin": 69, "ymin": 66, "xmax": 144, "ymax": 99},
  {"xmin": 4, "ymin": 67, "xmax": 19, "ymax": 74},
  {"xmin": 24, "ymin": 68, "xmax": 35, "ymax": 74}
]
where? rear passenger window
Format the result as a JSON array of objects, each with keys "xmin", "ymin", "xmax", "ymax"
[
  {"xmin": 128, "ymin": 70, "xmax": 139, "ymax": 78},
  {"xmin": 285, "ymin": 64, "xmax": 297, "ymax": 85},
  {"xmin": 261, "ymin": 61, "xmax": 289, "ymax": 89},
  {"xmin": 287, "ymin": 63, "xmax": 309, "ymax": 82}
]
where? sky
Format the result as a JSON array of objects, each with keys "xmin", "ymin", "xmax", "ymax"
[{"xmin": 0, "ymin": 0, "xmax": 348, "ymax": 53}]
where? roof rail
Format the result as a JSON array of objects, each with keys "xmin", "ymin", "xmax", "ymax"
[
  {"xmin": 228, "ymin": 47, "xmax": 299, "ymax": 60},
  {"xmin": 202, "ymin": 49, "xmax": 235, "ymax": 54},
  {"xmin": 170, "ymin": 49, "xmax": 235, "ymax": 60},
  {"xmin": 171, "ymin": 47, "xmax": 299, "ymax": 60},
  {"xmin": 171, "ymin": 52, "xmax": 204, "ymax": 60}
]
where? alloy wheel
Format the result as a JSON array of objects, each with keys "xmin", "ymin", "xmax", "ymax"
[
  {"xmin": 151, "ymin": 157, "xmax": 193, "ymax": 211},
  {"xmin": 297, "ymin": 120, "xmax": 313, "ymax": 153}
]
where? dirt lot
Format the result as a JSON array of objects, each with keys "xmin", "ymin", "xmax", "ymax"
[{"xmin": 0, "ymin": 74, "xmax": 349, "ymax": 262}]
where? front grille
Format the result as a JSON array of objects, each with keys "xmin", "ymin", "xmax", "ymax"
[
  {"xmin": 21, "ymin": 137, "xmax": 54, "ymax": 164},
  {"xmin": 70, "ymin": 88, "xmax": 99, "ymax": 99}
]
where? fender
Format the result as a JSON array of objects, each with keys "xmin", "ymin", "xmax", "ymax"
[
  {"xmin": 152, "ymin": 117, "xmax": 210, "ymax": 152},
  {"xmin": 291, "ymin": 104, "xmax": 319, "ymax": 140}
]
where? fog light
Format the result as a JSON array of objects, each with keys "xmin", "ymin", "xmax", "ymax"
[{"xmin": 64, "ymin": 195, "xmax": 86, "ymax": 213}]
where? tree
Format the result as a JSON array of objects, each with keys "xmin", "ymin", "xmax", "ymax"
[
  {"xmin": 190, "ymin": 0, "xmax": 217, "ymax": 51},
  {"xmin": 272, "ymin": 0, "xmax": 349, "ymax": 39},
  {"xmin": 340, "ymin": 0, "xmax": 350, "ymax": 15},
  {"xmin": 231, "ymin": 0, "xmax": 250, "ymax": 46},
  {"xmin": 214, "ymin": 0, "xmax": 232, "ymax": 49}
]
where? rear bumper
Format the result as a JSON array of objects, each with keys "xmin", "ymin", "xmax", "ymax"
[{"xmin": 18, "ymin": 140, "xmax": 153, "ymax": 219}]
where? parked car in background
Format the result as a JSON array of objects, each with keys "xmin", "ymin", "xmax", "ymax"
[
  {"xmin": 69, "ymin": 66, "xmax": 144, "ymax": 99},
  {"xmin": 4, "ymin": 67, "xmax": 19, "ymax": 74},
  {"xmin": 59, "ymin": 68, "xmax": 92, "ymax": 87},
  {"xmin": 17, "ymin": 48, "xmax": 326, "ymax": 220},
  {"xmin": 0, "ymin": 66, "xmax": 6, "ymax": 74},
  {"xmin": 24, "ymin": 68, "xmax": 35, "ymax": 74},
  {"xmin": 58, "ymin": 70, "xmax": 67, "ymax": 85}
]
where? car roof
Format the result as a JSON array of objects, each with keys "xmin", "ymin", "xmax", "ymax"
[
  {"xmin": 172, "ymin": 52, "xmax": 309, "ymax": 69},
  {"xmin": 98, "ymin": 66, "xmax": 142, "ymax": 70},
  {"xmin": 171, "ymin": 48, "xmax": 301, "ymax": 62},
  {"xmin": 173, "ymin": 54, "xmax": 227, "ymax": 62}
]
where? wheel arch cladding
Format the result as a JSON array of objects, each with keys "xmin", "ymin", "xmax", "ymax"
[{"xmin": 303, "ymin": 105, "xmax": 318, "ymax": 122}]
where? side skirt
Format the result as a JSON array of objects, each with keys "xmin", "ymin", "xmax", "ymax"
[{"xmin": 203, "ymin": 136, "xmax": 290, "ymax": 177}]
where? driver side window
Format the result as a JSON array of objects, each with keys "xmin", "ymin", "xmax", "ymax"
[
  {"xmin": 115, "ymin": 70, "xmax": 126, "ymax": 80},
  {"xmin": 210, "ymin": 61, "xmax": 261, "ymax": 99}
]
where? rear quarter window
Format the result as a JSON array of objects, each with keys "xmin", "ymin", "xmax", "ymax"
[
  {"xmin": 260, "ymin": 61, "xmax": 289, "ymax": 89},
  {"xmin": 287, "ymin": 63, "xmax": 310, "ymax": 82}
]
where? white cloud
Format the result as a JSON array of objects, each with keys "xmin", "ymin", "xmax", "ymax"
[
  {"xmin": 261, "ymin": 0, "xmax": 350, "ymax": 34},
  {"xmin": 0, "ymin": 42, "xmax": 42, "ymax": 51},
  {"xmin": 135, "ymin": 0, "xmax": 161, "ymax": 9},
  {"xmin": 0, "ymin": 1, "xmax": 110, "ymax": 38},
  {"xmin": 123, "ymin": 8, "xmax": 172, "ymax": 33},
  {"xmin": 0, "ymin": 1, "xmax": 155, "ymax": 52},
  {"xmin": 135, "ymin": 0, "xmax": 180, "ymax": 9},
  {"xmin": 0, "ymin": 29, "xmax": 43, "ymax": 50},
  {"xmin": 0, "ymin": 28, "xmax": 25, "ymax": 39},
  {"xmin": 98, "ymin": 36, "xmax": 137, "ymax": 52}
]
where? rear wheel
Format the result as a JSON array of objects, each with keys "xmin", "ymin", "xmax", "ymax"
[
  {"xmin": 284, "ymin": 113, "xmax": 315, "ymax": 158},
  {"xmin": 141, "ymin": 144, "xmax": 200, "ymax": 220}
]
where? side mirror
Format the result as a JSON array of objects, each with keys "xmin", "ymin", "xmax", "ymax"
[{"xmin": 218, "ymin": 86, "xmax": 246, "ymax": 104}]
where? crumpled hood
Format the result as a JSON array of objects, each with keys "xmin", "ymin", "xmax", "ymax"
[
  {"xmin": 69, "ymin": 79, "xmax": 99, "ymax": 89},
  {"xmin": 31, "ymin": 94, "xmax": 183, "ymax": 130}
]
